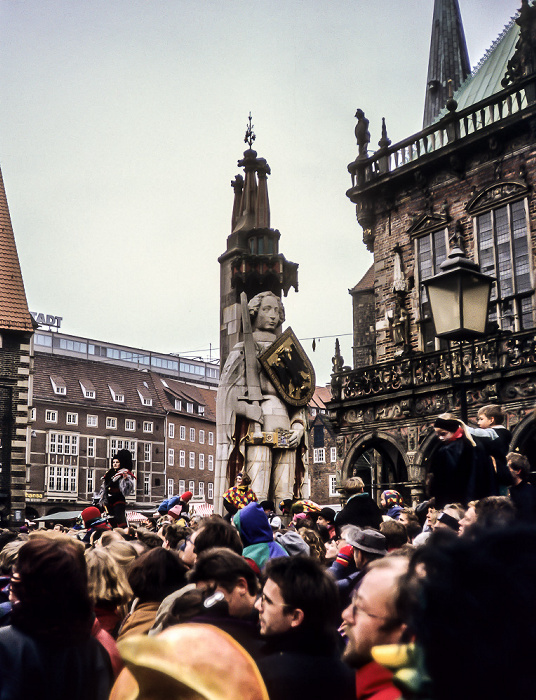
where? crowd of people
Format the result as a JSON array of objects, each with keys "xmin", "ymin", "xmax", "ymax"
[{"xmin": 0, "ymin": 405, "xmax": 535, "ymax": 699}]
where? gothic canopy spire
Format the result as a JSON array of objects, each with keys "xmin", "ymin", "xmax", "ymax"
[
  {"xmin": 423, "ymin": 0, "xmax": 471, "ymax": 127},
  {"xmin": 231, "ymin": 113, "xmax": 271, "ymax": 233}
]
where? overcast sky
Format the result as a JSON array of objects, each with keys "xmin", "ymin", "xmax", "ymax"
[{"xmin": 0, "ymin": 0, "xmax": 519, "ymax": 384}]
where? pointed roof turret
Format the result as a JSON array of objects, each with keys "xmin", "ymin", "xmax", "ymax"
[
  {"xmin": 219, "ymin": 116, "xmax": 298, "ymax": 366},
  {"xmin": 423, "ymin": 0, "xmax": 471, "ymax": 127},
  {"xmin": 231, "ymin": 115, "xmax": 271, "ymax": 234},
  {"xmin": 0, "ymin": 166, "xmax": 33, "ymax": 332}
]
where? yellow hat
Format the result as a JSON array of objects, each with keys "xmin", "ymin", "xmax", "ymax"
[{"xmin": 110, "ymin": 623, "xmax": 269, "ymax": 700}]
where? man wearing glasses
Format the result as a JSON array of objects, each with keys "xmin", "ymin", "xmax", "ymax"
[
  {"xmin": 254, "ymin": 556, "xmax": 354, "ymax": 700},
  {"xmin": 340, "ymin": 556, "xmax": 409, "ymax": 700}
]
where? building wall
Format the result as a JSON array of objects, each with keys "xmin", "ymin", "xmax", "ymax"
[
  {"xmin": 0, "ymin": 331, "xmax": 33, "ymax": 524},
  {"xmin": 330, "ymin": 33, "xmax": 536, "ymax": 503},
  {"xmin": 306, "ymin": 410, "xmax": 341, "ymax": 507},
  {"xmin": 164, "ymin": 412, "xmax": 216, "ymax": 504},
  {"xmin": 27, "ymin": 349, "xmax": 216, "ymax": 518}
]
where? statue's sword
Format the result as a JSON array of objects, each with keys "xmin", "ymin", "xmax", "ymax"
[{"xmin": 240, "ymin": 292, "xmax": 263, "ymax": 436}]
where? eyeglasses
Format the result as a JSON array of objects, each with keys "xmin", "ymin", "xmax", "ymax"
[
  {"xmin": 258, "ymin": 591, "xmax": 292, "ymax": 610},
  {"xmin": 349, "ymin": 597, "xmax": 392, "ymax": 623}
]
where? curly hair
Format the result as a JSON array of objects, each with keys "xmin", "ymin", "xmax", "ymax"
[
  {"xmin": 248, "ymin": 292, "xmax": 285, "ymax": 325},
  {"xmin": 297, "ymin": 528, "xmax": 326, "ymax": 564}
]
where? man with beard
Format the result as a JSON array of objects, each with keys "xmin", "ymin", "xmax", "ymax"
[{"xmin": 340, "ymin": 556, "xmax": 409, "ymax": 700}]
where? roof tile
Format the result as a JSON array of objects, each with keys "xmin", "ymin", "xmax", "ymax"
[{"xmin": 0, "ymin": 167, "xmax": 33, "ymax": 332}]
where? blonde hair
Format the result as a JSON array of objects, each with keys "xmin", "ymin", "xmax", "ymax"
[{"xmin": 85, "ymin": 547, "xmax": 132, "ymax": 606}]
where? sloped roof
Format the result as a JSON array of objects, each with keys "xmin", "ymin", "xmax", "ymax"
[
  {"xmin": 0, "ymin": 167, "xmax": 33, "ymax": 332},
  {"xmin": 435, "ymin": 12, "xmax": 520, "ymax": 120},
  {"xmin": 349, "ymin": 264, "xmax": 375, "ymax": 294},
  {"xmin": 34, "ymin": 353, "xmax": 164, "ymax": 414},
  {"xmin": 151, "ymin": 373, "xmax": 216, "ymax": 422},
  {"xmin": 309, "ymin": 385, "xmax": 332, "ymax": 410}
]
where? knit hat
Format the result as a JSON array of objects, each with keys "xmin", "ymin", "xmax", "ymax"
[
  {"xmin": 181, "ymin": 491, "xmax": 193, "ymax": 502},
  {"xmin": 434, "ymin": 416, "xmax": 461, "ymax": 432},
  {"xmin": 437, "ymin": 511, "xmax": 460, "ymax": 531},
  {"xmin": 81, "ymin": 506, "xmax": 101, "ymax": 526},
  {"xmin": 274, "ymin": 531, "xmax": 310, "ymax": 557},
  {"xmin": 344, "ymin": 526, "xmax": 387, "ymax": 555},
  {"xmin": 291, "ymin": 499, "xmax": 321, "ymax": 515},
  {"xmin": 168, "ymin": 505, "xmax": 185, "ymax": 520},
  {"xmin": 292, "ymin": 512, "xmax": 307, "ymax": 524},
  {"xmin": 382, "ymin": 490, "xmax": 403, "ymax": 508},
  {"xmin": 318, "ymin": 507, "xmax": 336, "ymax": 524}
]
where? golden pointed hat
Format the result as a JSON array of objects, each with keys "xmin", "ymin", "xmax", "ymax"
[{"xmin": 110, "ymin": 623, "xmax": 269, "ymax": 700}]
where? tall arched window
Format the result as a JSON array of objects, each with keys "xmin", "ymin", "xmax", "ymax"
[{"xmin": 469, "ymin": 183, "xmax": 534, "ymax": 333}]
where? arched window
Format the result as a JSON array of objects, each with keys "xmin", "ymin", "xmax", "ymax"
[{"xmin": 469, "ymin": 182, "xmax": 534, "ymax": 333}]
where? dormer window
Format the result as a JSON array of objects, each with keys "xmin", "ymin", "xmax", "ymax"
[
  {"xmin": 50, "ymin": 376, "xmax": 66, "ymax": 396},
  {"xmin": 109, "ymin": 384, "xmax": 125, "ymax": 403},
  {"xmin": 175, "ymin": 399, "xmax": 182, "ymax": 411},
  {"xmin": 187, "ymin": 402, "xmax": 194, "ymax": 414},
  {"xmin": 80, "ymin": 379, "xmax": 96, "ymax": 399},
  {"xmin": 137, "ymin": 387, "xmax": 153, "ymax": 407}
]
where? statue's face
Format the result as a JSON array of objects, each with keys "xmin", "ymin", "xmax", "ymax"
[{"xmin": 254, "ymin": 296, "xmax": 280, "ymax": 331}]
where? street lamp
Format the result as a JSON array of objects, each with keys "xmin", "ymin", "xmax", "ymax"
[
  {"xmin": 424, "ymin": 245, "xmax": 495, "ymax": 341},
  {"xmin": 423, "ymin": 244, "xmax": 495, "ymax": 421}
]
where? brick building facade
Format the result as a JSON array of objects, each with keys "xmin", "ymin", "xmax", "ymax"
[
  {"xmin": 26, "ymin": 335, "xmax": 217, "ymax": 518},
  {"xmin": 329, "ymin": 1, "xmax": 536, "ymax": 504},
  {"xmin": 306, "ymin": 387, "xmax": 340, "ymax": 507}
]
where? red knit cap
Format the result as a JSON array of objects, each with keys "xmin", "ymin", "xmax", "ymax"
[
  {"xmin": 181, "ymin": 491, "xmax": 193, "ymax": 502},
  {"xmin": 81, "ymin": 506, "xmax": 101, "ymax": 525}
]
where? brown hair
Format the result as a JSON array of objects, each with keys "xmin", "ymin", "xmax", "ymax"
[
  {"xmin": 194, "ymin": 516, "xmax": 243, "ymax": 556},
  {"xmin": 343, "ymin": 476, "xmax": 365, "ymax": 495},
  {"xmin": 189, "ymin": 547, "xmax": 259, "ymax": 596},
  {"xmin": 298, "ymin": 528, "xmax": 326, "ymax": 563},
  {"xmin": 380, "ymin": 520, "xmax": 409, "ymax": 550},
  {"xmin": 477, "ymin": 404, "xmax": 505, "ymax": 425},
  {"xmin": 507, "ymin": 452, "xmax": 530, "ymax": 478},
  {"xmin": 128, "ymin": 547, "xmax": 188, "ymax": 602},
  {"xmin": 11, "ymin": 537, "xmax": 93, "ymax": 641}
]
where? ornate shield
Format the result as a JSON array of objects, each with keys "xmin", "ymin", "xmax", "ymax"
[{"xmin": 259, "ymin": 327, "xmax": 316, "ymax": 407}]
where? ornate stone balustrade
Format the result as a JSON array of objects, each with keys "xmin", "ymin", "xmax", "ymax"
[
  {"xmin": 331, "ymin": 330, "xmax": 536, "ymax": 403},
  {"xmin": 348, "ymin": 77, "xmax": 533, "ymax": 188}
]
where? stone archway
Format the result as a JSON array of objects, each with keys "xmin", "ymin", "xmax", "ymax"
[{"xmin": 342, "ymin": 432, "xmax": 410, "ymax": 503}]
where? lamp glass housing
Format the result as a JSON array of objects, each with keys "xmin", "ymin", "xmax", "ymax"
[{"xmin": 425, "ymin": 267, "xmax": 494, "ymax": 341}]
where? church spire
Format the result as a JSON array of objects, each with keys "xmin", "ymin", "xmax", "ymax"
[{"xmin": 423, "ymin": 0, "xmax": 471, "ymax": 127}]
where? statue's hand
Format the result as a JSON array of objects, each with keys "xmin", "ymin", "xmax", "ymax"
[
  {"xmin": 287, "ymin": 425, "xmax": 304, "ymax": 448},
  {"xmin": 236, "ymin": 400, "xmax": 264, "ymax": 425}
]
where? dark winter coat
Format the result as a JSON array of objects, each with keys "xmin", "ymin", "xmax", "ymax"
[
  {"xmin": 0, "ymin": 625, "xmax": 113, "ymax": 700},
  {"xmin": 256, "ymin": 626, "xmax": 355, "ymax": 700},
  {"xmin": 429, "ymin": 436, "xmax": 497, "ymax": 509}
]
